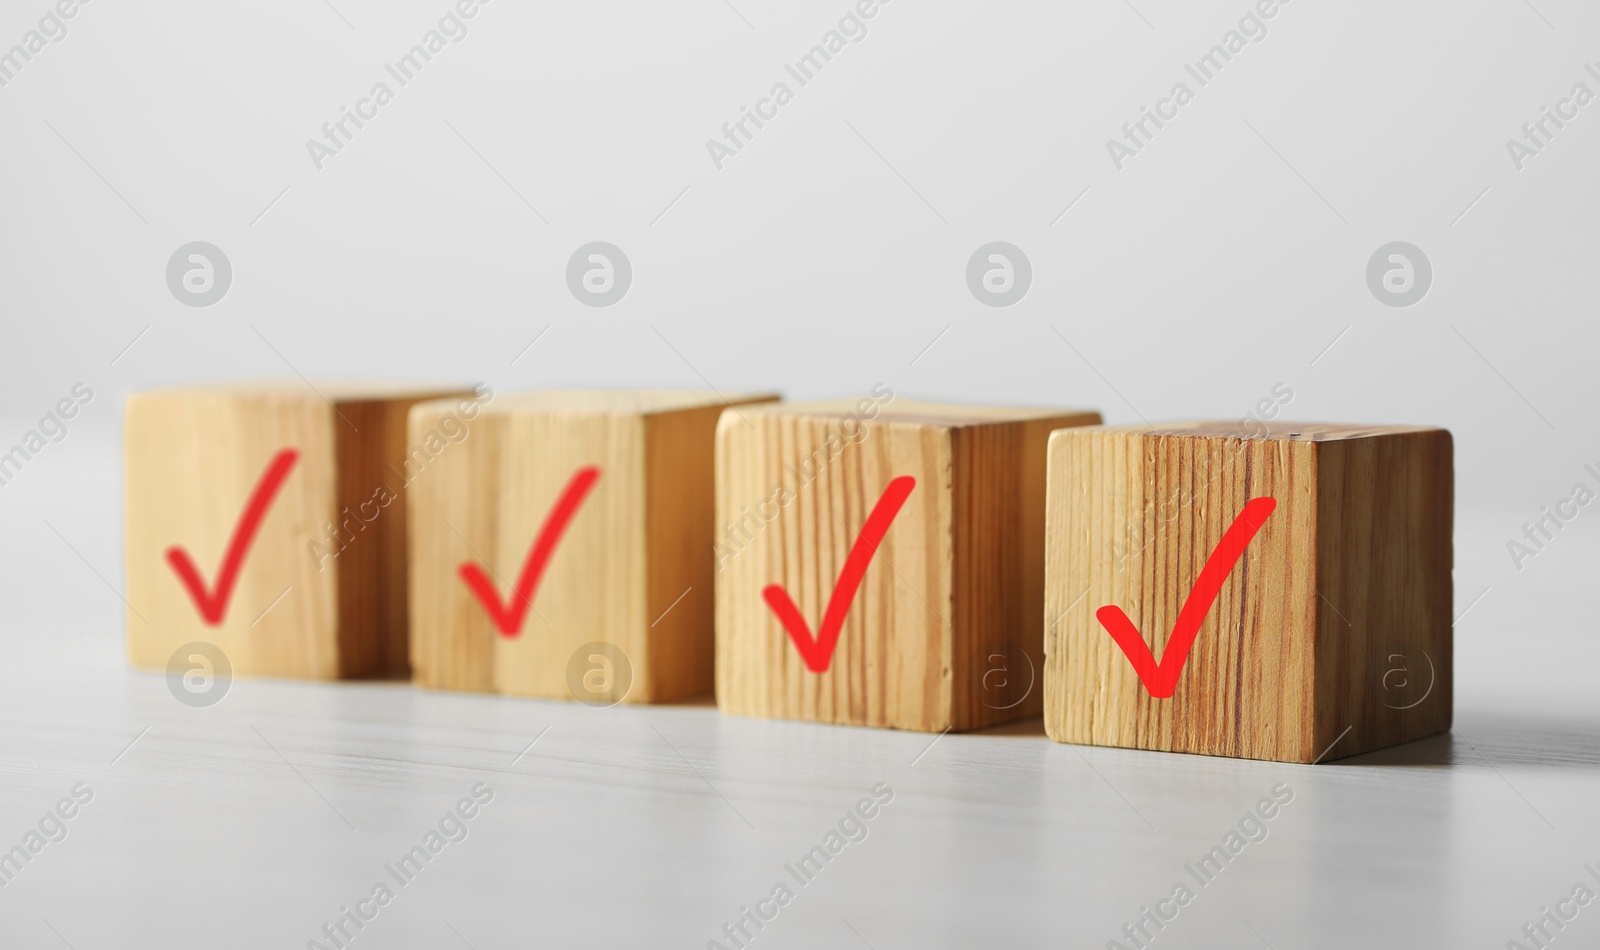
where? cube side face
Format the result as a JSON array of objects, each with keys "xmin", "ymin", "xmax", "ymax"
[
  {"xmin": 124, "ymin": 391, "xmax": 341, "ymax": 679},
  {"xmin": 332, "ymin": 394, "xmax": 474, "ymax": 677},
  {"xmin": 715, "ymin": 411, "xmax": 956, "ymax": 731},
  {"xmin": 948, "ymin": 413, "xmax": 1100, "ymax": 730},
  {"xmin": 491, "ymin": 412, "xmax": 648, "ymax": 702},
  {"xmin": 642, "ymin": 405, "xmax": 734, "ymax": 702},
  {"xmin": 1313, "ymin": 431, "xmax": 1453, "ymax": 760},
  {"xmin": 1044, "ymin": 429, "xmax": 1319, "ymax": 762},
  {"xmin": 406, "ymin": 402, "xmax": 501, "ymax": 692}
]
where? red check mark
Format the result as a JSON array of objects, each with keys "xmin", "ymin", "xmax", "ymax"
[
  {"xmin": 166, "ymin": 448, "xmax": 300, "ymax": 626},
  {"xmin": 762, "ymin": 476, "xmax": 915, "ymax": 673},
  {"xmin": 458, "ymin": 465, "xmax": 600, "ymax": 638},
  {"xmin": 1094, "ymin": 497, "xmax": 1276, "ymax": 698}
]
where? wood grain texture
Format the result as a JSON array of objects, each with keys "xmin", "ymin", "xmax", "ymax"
[
  {"xmin": 1043, "ymin": 422, "xmax": 1452, "ymax": 763},
  {"xmin": 715, "ymin": 396, "xmax": 1101, "ymax": 732},
  {"xmin": 407, "ymin": 390, "xmax": 778, "ymax": 703},
  {"xmin": 124, "ymin": 381, "xmax": 476, "ymax": 680}
]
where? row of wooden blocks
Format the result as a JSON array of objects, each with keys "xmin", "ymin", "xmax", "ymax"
[{"xmin": 123, "ymin": 383, "xmax": 1453, "ymax": 764}]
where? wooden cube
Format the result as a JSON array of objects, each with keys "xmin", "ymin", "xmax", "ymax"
[
  {"xmin": 1043, "ymin": 422, "xmax": 1453, "ymax": 763},
  {"xmin": 409, "ymin": 390, "xmax": 779, "ymax": 703},
  {"xmin": 715, "ymin": 395, "xmax": 1102, "ymax": 732},
  {"xmin": 124, "ymin": 381, "xmax": 482, "ymax": 680}
]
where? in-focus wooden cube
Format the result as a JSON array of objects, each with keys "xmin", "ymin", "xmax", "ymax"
[
  {"xmin": 715, "ymin": 395, "xmax": 1102, "ymax": 732},
  {"xmin": 409, "ymin": 390, "xmax": 779, "ymax": 703},
  {"xmin": 125, "ymin": 381, "xmax": 482, "ymax": 680},
  {"xmin": 1043, "ymin": 422, "xmax": 1453, "ymax": 763}
]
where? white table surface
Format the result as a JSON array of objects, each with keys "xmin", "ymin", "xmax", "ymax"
[{"xmin": 1, "ymin": 451, "xmax": 1593, "ymax": 950}]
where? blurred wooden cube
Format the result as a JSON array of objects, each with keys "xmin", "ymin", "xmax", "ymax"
[
  {"xmin": 1043, "ymin": 422, "xmax": 1453, "ymax": 763},
  {"xmin": 715, "ymin": 394, "xmax": 1101, "ymax": 732},
  {"xmin": 124, "ymin": 381, "xmax": 482, "ymax": 680},
  {"xmin": 409, "ymin": 390, "xmax": 779, "ymax": 703}
]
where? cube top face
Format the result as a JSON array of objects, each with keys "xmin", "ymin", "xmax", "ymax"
[
  {"xmin": 139, "ymin": 380, "xmax": 481, "ymax": 404},
  {"xmin": 408, "ymin": 391, "xmax": 779, "ymax": 704},
  {"xmin": 124, "ymin": 382, "xmax": 474, "ymax": 681},
  {"xmin": 732, "ymin": 396, "xmax": 1100, "ymax": 430},
  {"xmin": 1089, "ymin": 420, "xmax": 1447, "ymax": 443},
  {"xmin": 1043, "ymin": 424, "xmax": 1452, "ymax": 763},
  {"xmin": 715, "ymin": 396, "xmax": 1102, "ymax": 733},
  {"xmin": 477, "ymin": 390, "xmax": 779, "ymax": 417}
]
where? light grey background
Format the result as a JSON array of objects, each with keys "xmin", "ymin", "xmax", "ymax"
[{"xmin": 1, "ymin": 0, "xmax": 1597, "ymax": 946}]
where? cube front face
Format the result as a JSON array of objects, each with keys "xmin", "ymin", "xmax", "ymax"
[
  {"xmin": 1043, "ymin": 423, "xmax": 1451, "ymax": 763},
  {"xmin": 715, "ymin": 409, "xmax": 956, "ymax": 732},
  {"xmin": 126, "ymin": 390, "xmax": 341, "ymax": 679},
  {"xmin": 715, "ymin": 399, "xmax": 1101, "ymax": 733},
  {"xmin": 125, "ymin": 384, "xmax": 472, "ymax": 680},
  {"xmin": 408, "ymin": 392, "xmax": 777, "ymax": 704}
]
